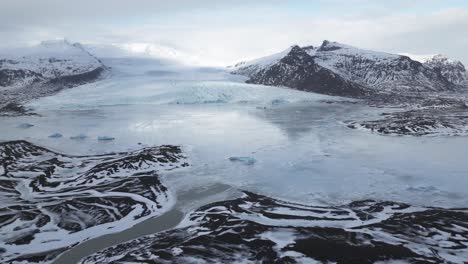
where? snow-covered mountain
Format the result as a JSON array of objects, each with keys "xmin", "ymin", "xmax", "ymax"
[
  {"xmin": 231, "ymin": 41, "xmax": 459, "ymax": 97},
  {"xmin": 233, "ymin": 45, "xmax": 371, "ymax": 97},
  {"xmin": 420, "ymin": 54, "xmax": 468, "ymax": 87},
  {"xmin": 0, "ymin": 40, "xmax": 105, "ymax": 103}
]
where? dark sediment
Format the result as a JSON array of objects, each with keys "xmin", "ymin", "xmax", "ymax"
[
  {"xmin": 82, "ymin": 191, "xmax": 468, "ymax": 264},
  {"xmin": 0, "ymin": 140, "xmax": 188, "ymax": 263}
]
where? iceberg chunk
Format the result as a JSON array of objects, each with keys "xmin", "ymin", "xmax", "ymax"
[
  {"xmin": 70, "ymin": 134, "xmax": 87, "ymax": 140},
  {"xmin": 17, "ymin": 123, "xmax": 34, "ymax": 129},
  {"xmin": 98, "ymin": 136, "xmax": 115, "ymax": 141},
  {"xmin": 48, "ymin": 133, "xmax": 63, "ymax": 138},
  {"xmin": 229, "ymin": 156, "xmax": 257, "ymax": 166},
  {"xmin": 271, "ymin": 99, "xmax": 288, "ymax": 105}
]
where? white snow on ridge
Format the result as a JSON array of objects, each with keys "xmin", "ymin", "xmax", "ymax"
[
  {"xmin": 232, "ymin": 40, "xmax": 460, "ymax": 92},
  {"xmin": 229, "ymin": 47, "xmax": 294, "ymax": 75},
  {"xmin": 402, "ymin": 53, "xmax": 468, "ymax": 86},
  {"xmin": 305, "ymin": 41, "xmax": 404, "ymax": 82},
  {"xmin": 0, "ymin": 39, "xmax": 102, "ymax": 75},
  {"xmin": 0, "ymin": 39, "xmax": 103, "ymax": 89},
  {"xmin": 307, "ymin": 41, "xmax": 400, "ymax": 61},
  {"xmin": 231, "ymin": 41, "xmax": 402, "ymax": 76},
  {"xmin": 399, "ymin": 53, "xmax": 438, "ymax": 63},
  {"xmin": 400, "ymin": 53, "xmax": 463, "ymax": 66},
  {"xmin": 236, "ymin": 47, "xmax": 293, "ymax": 68}
]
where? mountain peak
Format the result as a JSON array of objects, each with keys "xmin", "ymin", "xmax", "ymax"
[
  {"xmin": 40, "ymin": 39, "xmax": 73, "ymax": 48},
  {"xmin": 426, "ymin": 54, "xmax": 463, "ymax": 66},
  {"xmin": 317, "ymin": 40, "xmax": 342, "ymax": 52},
  {"xmin": 421, "ymin": 54, "xmax": 465, "ymax": 70},
  {"xmin": 0, "ymin": 38, "xmax": 105, "ymax": 90},
  {"xmin": 281, "ymin": 45, "xmax": 314, "ymax": 65},
  {"xmin": 39, "ymin": 39, "xmax": 90, "ymax": 52},
  {"xmin": 419, "ymin": 54, "xmax": 467, "ymax": 85},
  {"xmin": 289, "ymin": 45, "xmax": 303, "ymax": 53}
]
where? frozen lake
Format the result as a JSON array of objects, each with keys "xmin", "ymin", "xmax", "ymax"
[{"xmin": 1, "ymin": 57, "xmax": 467, "ymax": 209}]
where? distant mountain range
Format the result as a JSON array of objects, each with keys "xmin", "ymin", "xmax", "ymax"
[{"xmin": 230, "ymin": 40, "xmax": 468, "ymax": 98}]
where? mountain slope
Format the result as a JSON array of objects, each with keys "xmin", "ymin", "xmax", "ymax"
[
  {"xmin": 420, "ymin": 54, "xmax": 468, "ymax": 87},
  {"xmin": 309, "ymin": 41, "xmax": 456, "ymax": 92},
  {"xmin": 244, "ymin": 46, "xmax": 371, "ymax": 97},
  {"xmin": 232, "ymin": 41, "xmax": 458, "ymax": 97},
  {"xmin": 0, "ymin": 40, "xmax": 106, "ymax": 107}
]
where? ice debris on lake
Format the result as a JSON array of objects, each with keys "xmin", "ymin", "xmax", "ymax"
[
  {"xmin": 271, "ymin": 98, "xmax": 289, "ymax": 105},
  {"xmin": 229, "ymin": 156, "xmax": 257, "ymax": 165},
  {"xmin": 98, "ymin": 136, "xmax": 115, "ymax": 141},
  {"xmin": 70, "ymin": 133, "xmax": 87, "ymax": 140},
  {"xmin": 48, "ymin": 133, "xmax": 63, "ymax": 138},
  {"xmin": 17, "ymin": 123, "xmax": 34, "ymax": 128}
]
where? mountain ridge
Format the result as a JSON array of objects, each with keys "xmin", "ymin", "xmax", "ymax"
[
  {"xmin": 0, "ymin": 39, "xmax": 106, "ymax": 108},
  {"xmin": 245, "ymin": 45, "xmax": 372, "ymax": 98},
  {"xmin": 231, "ymin": 40, "xmax": 466, "ymax": 98}
]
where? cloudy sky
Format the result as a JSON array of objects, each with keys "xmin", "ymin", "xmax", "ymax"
[{"xmin": 1, "ymin": 0, "xmax": 467, "ymax": 66}]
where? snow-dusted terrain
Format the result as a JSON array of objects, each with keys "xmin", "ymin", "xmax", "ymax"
[
  {"xmin": 0, "ymin": 140, "xmax": 188, "ymax": 263},
  {"xmin": 0, "ymin": 45, "xmax": 467, "ymax": 263},
  {"xmin": 401, "ymin": 53, "xmax": 468, "ymax": 86},
  {"xmin": 421, "ymin": 54, "xmax": 468, "ymax": 87},
  {"xmin": 83, "ymin": 191, "xmax": 467, "ymax": 263},
  {"xmin": 0, "ymin": 40, "xmax": 105, "ymax": 109},
  {"xmin": 232, "ymin": 40, "xmax": 462, "ymax": 95}
]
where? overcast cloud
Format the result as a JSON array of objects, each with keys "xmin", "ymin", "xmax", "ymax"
[{"xmin": 1, "ymin": 0, "xmax": 467, "ymax": 66}]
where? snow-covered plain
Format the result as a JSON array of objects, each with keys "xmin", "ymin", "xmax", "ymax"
[{"xmin": 1, "ymin": 56, "xmax": 467, "ymax": 210}]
